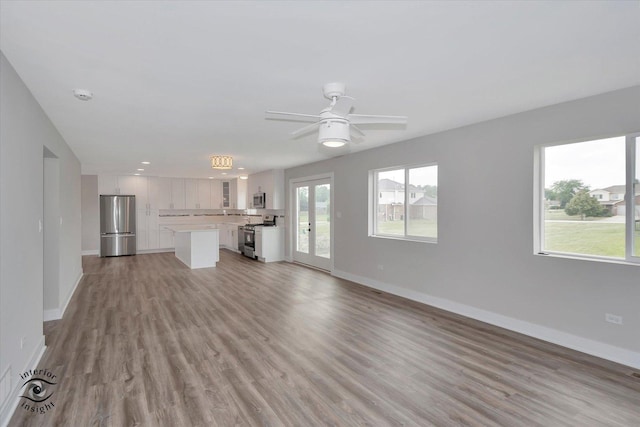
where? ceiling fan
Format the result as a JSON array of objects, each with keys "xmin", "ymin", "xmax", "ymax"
[{"xmin": 266, "ymin": 82, "xmax": 408, "ymax": 148}]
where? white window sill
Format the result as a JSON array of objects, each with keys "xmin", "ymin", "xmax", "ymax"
[
  {"xmin": 536, "ymin": 251, "xmax": 640, "ymax": 267},
  {"xmin": 370, "ymin": 234, "xmax": 437, "ymax": 244}
]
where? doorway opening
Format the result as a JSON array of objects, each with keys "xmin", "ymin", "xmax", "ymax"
[
  {"xmin": 43, "ymin": 146, "xmax": 60, "ymax": 322},
  {"xmin": 290, "ymin": 175, "xmax": 333, "ymax": 271}
]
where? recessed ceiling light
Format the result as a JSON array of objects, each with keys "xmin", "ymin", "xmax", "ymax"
[
  {"xmin": 137, "ymin": 168, "xmax": 144, "ymax": 171},
  {"xmin": 238, "ymin": 167, "xmax": 245, "ymax": 170},
  {"xmin": 73, "ymin": 88, "xmax": 93, "ymax": 101},
  {"xmin": 141, "ymin": 161, "xmax": 150, "ymax": 165},
  {"xmin": 208, "ymin": 177, "xmax": 214, "ymax": 179},
  {"xmin": 134, "ymin": 173, "xmax": 141, "ymax": 176},
  {"xmin": 239, "ymin": 176, "xmax": 248, "ymax": 180},
  {"xmin": 221, "ymin": 172, "xmax": 227, "ymax": 175}
]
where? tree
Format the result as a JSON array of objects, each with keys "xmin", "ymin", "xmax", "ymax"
[
  {"xmin": 564, "ymin": 190, "xmax": 607, "ymax": 220},
  {"xmin": 419, "ymin": 185, "xmax": 438, "ymax": 199},
  {"xmin": 550, "ymin": 179, "xmax": 588, "ymax": 208}
]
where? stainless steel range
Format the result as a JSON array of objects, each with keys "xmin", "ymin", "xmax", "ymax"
[{"xmin": 242, "ymin": 215, "xmax": 276, "ymax": 259}]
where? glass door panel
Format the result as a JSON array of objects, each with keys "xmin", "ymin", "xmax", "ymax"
[
  {"xmin": 292, "ymin": 178, "xmax": 332, "ymax": 270},
  {"xmin": 314, "ymin": 183, "xmax": 331, "ymax": 258},
  {"xmin": 296, "ymin": 186, "xmax": 309, "ymax": 254},
  {"xmin": 634, "ymin": 137, "xmax": 639, "ymax": 257}
]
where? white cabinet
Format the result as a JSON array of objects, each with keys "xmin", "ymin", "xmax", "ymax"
[
  {"xmin": 171, "ymin": 179, "xmax": 186, "ymax": 209},
  {"xmin": 236, "ymin": 178, "xmax": 247, "ymax": 209},
  {"xmin": 185, "ymin": 179, "xmax": 198, "ymax": 209},
  {"xmin": 211, "ymin": 180, "xmax": 222, "ymax": 208},
  {"xmin": 157, "ymin": 178, "xmax": 173, "ymax": 209},
  {"xmin": 255, "ymin": 226, "xmax": 284, "ymax": 262},
  {"xmin": 197, "ymin": 180, "xmax": 212, "ymax": 209},
  {"xmin": 156, "ymin": 178, "xmax": 186, "ymax": 209},
  {"xmin": 230, "ymin": 226, "xmax": 238, "ymax": 251},
  {"xmin": 159, "ymin": 226, "xmax": 175, "ymax": 249},
  {"xmin": 136, "ymin": 208, "xmax": 159, "ymax": 250},
  {"xmin": 98, "ymin": 175, "xmax": 119, "ymax": 195},
  {"xmin": 247, "ymin": 169, "xmax": 285, "ymax": 209},
  {"xmin": 222, "ymin": 181, "xmax": 230, "ymax": 208},
  {"xmin": 186, "ymin": 179, "xmax": 212, "ymax": 209}
]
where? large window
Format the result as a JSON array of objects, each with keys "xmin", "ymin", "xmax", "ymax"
[
  {"xmin": 537, "ymin": 134, "xmax": 639, "ymax": 263},
  {"xmin": 371, "ymin": 164, "xmax": 437, "ymax": 241}
]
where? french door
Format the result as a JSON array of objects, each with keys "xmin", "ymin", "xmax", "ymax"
[{"xmin": 292, "ymin": 177, "xmax": 332, "ymax": 270}]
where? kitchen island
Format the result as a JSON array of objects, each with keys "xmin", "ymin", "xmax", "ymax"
[{"xmin": 166, "ymin": 225, "xmax": 220, "ymax": 269}]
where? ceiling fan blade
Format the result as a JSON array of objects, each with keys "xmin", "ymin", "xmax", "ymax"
[
  {"xmin": 266, "ymin": 110, "xmax": 321, "ymax": 122},
  {"xmin": 291, "ymin": 121, "xmax": 321, "ymax": 138},
  {"xmin": 330, "ymin": 96, "xmax": 355, "ymax": 117},
  {"xmin": 350, "ymin": 124, "xmax": 365, "ymax": 136},
  {"xmin": 348, "ymin": 114, "xmax": 408, "ymax": 125}
]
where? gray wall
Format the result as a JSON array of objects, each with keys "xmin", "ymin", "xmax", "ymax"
[
  {"xmin": 0, "ymin": 52, "xmax": 82, "ymax": 423},
  {"xmin": 285, "ymin": 86, "xmax": 640, "ymax": 366},
  {"xmin": 81, "ymin": 175, "xmax": 99, "ymax": 253}
]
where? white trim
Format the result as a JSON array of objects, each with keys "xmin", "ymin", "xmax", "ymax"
[
  {"xmin": 42, "ymin": 272, "xmax": 83, "ymax": 321},
  {"xmin": 332, "ymin": 269, "xmax": 640, "ymax": 370},
  {"xmin": 59, "ymin": 272, "xmax": 82, "ymax": 319},
  {"xmin": 81, "ymin": 249, "xmax": 98, "ymax": 256},
  {"xmin": 137, "ymin": 248, "xmax": 175, "ymax": 254},
  {"xmin": 0, "ymin": 336, "xmax": 46, "ymax": 427},
  {"xmin": 43, "ymin": 309, "xmax": 60, "ymax": 322}
]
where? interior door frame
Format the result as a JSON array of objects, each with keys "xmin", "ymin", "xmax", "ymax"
[{"xmin": 289, "ymin": 173, "xmax": 334, "ymax": 272}]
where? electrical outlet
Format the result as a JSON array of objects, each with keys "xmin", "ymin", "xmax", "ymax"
[{"xmin": 605, "ymin": 313, "xmax": 623, "ymax": 325}]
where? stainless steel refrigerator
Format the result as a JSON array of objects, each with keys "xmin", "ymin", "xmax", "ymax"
[{"xmin": 100, "ymin": 195, "xmax": 136, "ymax": 257}]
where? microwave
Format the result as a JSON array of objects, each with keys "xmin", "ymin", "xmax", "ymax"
[{"xmin": 253, "ymin": 192, "xmax": 266, "ymax": 209}]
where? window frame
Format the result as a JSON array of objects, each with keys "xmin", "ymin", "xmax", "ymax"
[
  {"xmin": 535, "ymin": 133, "xmax": 640, "ymax": 265},
  {"xmin": 369, "ymin": 162, "xmax": 438, "ymax": 243}
]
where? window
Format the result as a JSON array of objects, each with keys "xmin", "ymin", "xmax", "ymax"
[
  {"xmin": 371, "ymin": 164, "xmax": 438, "ymax": 241},
  {"xmin": 537, "ymin": 134, "xmax": 639, "ymax": 263}
]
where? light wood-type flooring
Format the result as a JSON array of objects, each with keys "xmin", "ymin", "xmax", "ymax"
[{"xmin": 9, "ymin": 251, "xmax": 640, "ymax": 426}]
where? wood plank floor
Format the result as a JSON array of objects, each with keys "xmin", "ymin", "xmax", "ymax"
[{"xmin": 10, "ymin": 251, "xmax": 640, "ymax": 426}]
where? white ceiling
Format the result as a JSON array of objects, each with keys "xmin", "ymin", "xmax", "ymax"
[{"xmin": 1, "ymin": 1, "xmax": 639, "ymax": 179}]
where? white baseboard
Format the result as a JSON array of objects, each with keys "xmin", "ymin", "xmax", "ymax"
[
  {"xmin": 43, "ymin": 309, "xmax": 60, "ymax": 322},
  {"xmin": 137, "ymin": 248, "xmax": 174, "ymax": 254},
  {"xmin": 0, "ymin": 335, "xmax": 46, "ymax": 427},
  {"xmin": 59, "ymin": 272, "xmax": 83, "ymax": 319},
  {"xmin": 81, "ymin": 249, "xmax": 98, "ymax": 256},
  {"xmin": 42, "ymin": 272, "xmax": 83, "ymax": 322},
  {"xmin": 332, "ymin": 269, "xmax": 640, "ymax": 370}
]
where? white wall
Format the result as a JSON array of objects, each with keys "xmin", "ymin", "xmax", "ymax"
[
  {"xmin": 81, "ymin": 175, "xmax": 99, "ymax": 253},
  {"xmin": 0, "ymin": 52, "xmax": 82, "ymax": 424},
  {"xmin": 43, "ymin": 156, "xmax": 60, "ymax": 312},
  {"xmin": 285, "ymin": 86, "xmax": 640, "ymax": 367}
]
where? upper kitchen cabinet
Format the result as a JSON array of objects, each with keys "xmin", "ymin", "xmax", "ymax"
[
  {"xmin": 98, "ymin": 175, "xmax": 155, "ymax": 208},
  {"xmin": 222, "ymin": 181, "xmax": 231, "ymax": 208},
  {"xmin": 98, "ymin": 175, "xmax": 120, "ymax": 195},
  {"xmin": 236, "ymin": 177, "xmax": 247, "ymax": 209},
  {"xmin": 185, "ymin": 179, "xmax": 212, "ymax": 209},
  {"xmin": 156, "ymin": 177, "xmax": 186, "ymax": 209},
  {"xmin": 247, "ymin": 169, "xmax": 284, "ymax": 209}
]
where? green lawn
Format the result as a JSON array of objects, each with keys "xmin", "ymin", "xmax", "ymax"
[
  {"xmin": 545, "ymin": 222, "xmax": 640, "ymax": 258},
  {"xmin": 377, "ymin": 219, "xmax": 437, "ymax": 238}
]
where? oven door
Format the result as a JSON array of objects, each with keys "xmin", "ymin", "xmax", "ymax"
[{"xmin": 244, "ymin": 229, "xmax": 255, "ymax": 248}]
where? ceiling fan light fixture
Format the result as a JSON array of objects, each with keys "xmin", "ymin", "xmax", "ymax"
[
  {"xmin": 318, "ymin": 119, "xmax": 350, "ymax": 148},
  {"xmin": 321, "ymin": 139, "xmax": 347, "ymax": 148},
  {"xmin": 210, "ymin": 155, "xmax": 233, "ymax": 170}
]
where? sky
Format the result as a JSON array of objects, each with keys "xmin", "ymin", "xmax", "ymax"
[{"xmin": 544, "ymin": 136, "xmax": 626, "ymax": 190}]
